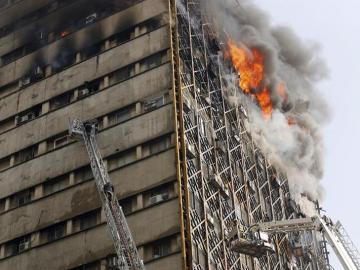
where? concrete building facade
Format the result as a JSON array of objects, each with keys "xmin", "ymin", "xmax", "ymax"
[{"xmin": 0, "ymin": 0, "xmax": 329, "ymax": 269}]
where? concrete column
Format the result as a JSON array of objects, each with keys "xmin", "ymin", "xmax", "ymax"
[
  {"xmin": 102, "ymin": 115, "xmax": 109, "ymax": 129},
  {"xmin": 136, "ymin": 194, "xmax": 144, "ymax": 211},
  {"xmin": 37, "ymin": 141, "xmax": 47, "ymax": 155},
  {"xmin": 42, "ymin": 101, "xmax": 50, "ymax": 114},
  {"xmin": 69, "ymin": 172, "xmax": 75, "ymax": 186},
  {"xmin": 104, "ymin": 39, "xmax": 111, "ymax": 50},
  {"xmin": 75, "ymin": 52, "xmax": 82, "ymax": 63},
  {"xmin": 45, "ymin": 65, "xmax": 52, "ymax": 77},
  {"xmin": 0, "ymin": 244, "xmax": 5, "ymax": 259},
  {"xmin": 73, "ymin": 89, "xmax": 79, "ymax": 100},
  {"xmin": 135, "ymin": 102, "xmax": 142, "ymax": 115},
  {"xmin": 134, "ymin": 62, "xmax": 140, "ymax": 74},
  {"xmin": 9, "ymin": 155, "xmax": 15, "ymax": 167},
  {"xmin": 100, "ymin": 259, "xmax": 107, "ymax": 270},
  {"xmin": 34, "ymin": 185, "xmax": 44, "ymax": 199},
  {"xmin": 103, "ymin": 76, "xmax": 110, "ymax": 88},
  {"xmin": 134, "ymin": 26, "xmax": 140, "ymax": 37},
  {"xmin": 4, "ymin": 198, "xmax": 10, "ymax": 211},
  {"xmin": 66, "ymin": 220, "xmax": 73, "ymax": 235},
  {"xmin": 136, "ymin": 146, "xmax": 142, "ymax": 159},
  {"xmin": 31, "ymin": 232, "xmax": 41, "ymax": 246}
]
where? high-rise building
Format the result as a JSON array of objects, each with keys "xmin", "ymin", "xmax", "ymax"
[{"xmin": 0, "ymin": 0, "xmax": 329, "ymax": 269}]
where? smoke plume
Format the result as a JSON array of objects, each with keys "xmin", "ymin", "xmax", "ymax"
[{"xmin": 201, "ymin": 0, "xmax": 330, "ymax": 206}]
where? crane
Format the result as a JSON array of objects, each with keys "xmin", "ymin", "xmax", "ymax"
[
  {"xmin": 229, "ymin": 214, "xmax": 360, "ymax": 270},
  {"xmin": 69, "ymin": 119, "xmax": 145, "ymax": 270}
]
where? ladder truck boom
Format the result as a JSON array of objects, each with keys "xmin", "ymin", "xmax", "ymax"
[
  {"xmin": 251, "ymin": 215, "xmax": 360, "ymax": 270},
  {"xmin": 69, "ymin": 119, "xmax": 145, "ymax": 270}
]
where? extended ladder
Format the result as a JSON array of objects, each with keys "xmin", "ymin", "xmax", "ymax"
[{"xmin": 69, "ymin": 119, "xmax": 145, "ymax": 270}]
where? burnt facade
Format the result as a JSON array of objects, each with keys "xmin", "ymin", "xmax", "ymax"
[{"xmin": 0, "ymin": 0, "xmax": 328, "ymax": 269}]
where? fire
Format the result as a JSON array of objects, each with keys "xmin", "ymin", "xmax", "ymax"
[{"xmin": 226, "ymin": 39, "xmax": 273, "ymax": 118}]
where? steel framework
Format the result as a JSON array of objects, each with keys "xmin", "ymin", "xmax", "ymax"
[{"xmin": 171, "ymin": 0, "xmax": 331, "ymax": 269}]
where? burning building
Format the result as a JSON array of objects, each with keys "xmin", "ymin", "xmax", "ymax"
[{"xmin": 0, "ymin": 0, "xmax": 331, "ymax": 269}]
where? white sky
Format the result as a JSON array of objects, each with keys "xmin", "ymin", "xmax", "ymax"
[{"xmin": 251, "ymin": 0, "xmax": 360, "ymax": 268}]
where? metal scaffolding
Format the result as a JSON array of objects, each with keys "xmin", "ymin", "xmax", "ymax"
[{"xmin": 172, "ymin": 0, "xmax": 331, "ymax": 269}]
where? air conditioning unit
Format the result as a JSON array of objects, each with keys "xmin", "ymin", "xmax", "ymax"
[
  {"xmin": 149, "ymin": 193, "xmax": 169, "ymax": 205},
  {"xmin": 85, "ymin": 13, "xmax": 97, "ymax": 24},
  {"xmin": 78, "ymin": 88, "xmax": 90, "ymax": 98}
]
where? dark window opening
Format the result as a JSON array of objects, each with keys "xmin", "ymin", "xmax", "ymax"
[
  {"xmin": 43, "ymin": 175, "xmax": 69, "ymax": 195},
  {"xmin": 152, "ymin": 238, "xmax": 172, "ymax": 259},
  {"xmin": 79, "ymin": 210, "xmax": 100, "ymax": 231},
  {"xmin": 50, "ymin": 92, "xmax": 71, "ymax": 110},
  {"xmin": 10, "ymin": 189, "xmax": 34, "ymax": 208},
  {"xmin": 15, "ymin": 106, "xmax": 41, "ymax": 126},
  {"xmin": 43, "ymin": 222, "xmax": 66, "ymax": 242},
  {"xmin": 15, "ymin": 145, "xmax": 38, "ymax": 164},
  {"xmin": 6, "ymin": 235, "xmax": 31, "ymax": 256}
]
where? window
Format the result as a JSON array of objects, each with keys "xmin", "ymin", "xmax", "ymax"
[
  {"xmin": 43, "ymin": 222, "xmax": 66, "ymax": 243},
  {"xmin": 0, "ymin": 198, "xmax": 5, "ymax": 213},
  {"xmin": 108, "ymin": 105, "xmax": 134, "ymax": 126},
  {"xmin": 50, "ymin": 92, "xmax": 71, "ymax": 110},
  {"xmin": 16, "ymin": 106, "xmax": 41, "ymax": 126},
  {"xmin": 119, "ymin": 197, "xmax": 134, "ymax": 215},
  {"xmin": 0, "ymin": 156, "xmax": 10, "ymax": 171},
  {"xmin": 79, "ymin": 210, "xmax": 100, "ymax": 231},
  {"xmin": 74, "ymin": 166, "xmax": 93, "ymax": 184},
  {"xmin": 15, "ymin": 145, "xmax": 38, "ymax": 164},
  {"xmin": 11, "ymin": 189, "xmax": 34, "ymax": 208},
  {"xmin": 6, "ymin": 235, "xmax": 31, "ymax": 256},
  {"xmin": 149, "ymin": 136, "xmax": 171, "ymax": 155},
  {"xmin": 108, "ymin": 149, "xmax": 136, "ymax": 171},
  {"xmin": 106, "ymin": 255, "xmax": 119, "ymax": 270},
  {"xmin": 77, "ymin": 80, "xmax": 101, "ymax": 98},
  {"xmin": 152, "ymin": 238, "xmax": 171, "ymax": 259},
  {"xmin": 144, "ymin": 96, "xmax": 164, "ymax": 112},
  {"xmin": 43, "ymin": 175, "xmax": 69, "ymax": 195},
  {"xmin": 145, "ymin": 184, "xmax": 172, "ymax": 207},
  {"xmin": 70, "ymin": 261, "xmax": 100, "ymax": 270}
]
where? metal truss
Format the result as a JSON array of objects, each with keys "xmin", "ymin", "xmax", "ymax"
[{"xmin": 173, "ymin": 0, "xmax": 331, "ymax": 269}]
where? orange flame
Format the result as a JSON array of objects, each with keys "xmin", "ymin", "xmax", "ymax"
[{"xmin": 226, "ymin": 39, "xmax": 273, "ymax": 118}]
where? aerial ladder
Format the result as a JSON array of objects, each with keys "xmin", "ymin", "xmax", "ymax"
[
  {"xmin": 69, "ymin": 119, "xmax": 145, "ymax": 270},
  {"xmin": 229, "ymin": 215, "xmax": 360, "ymax": 270}
]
